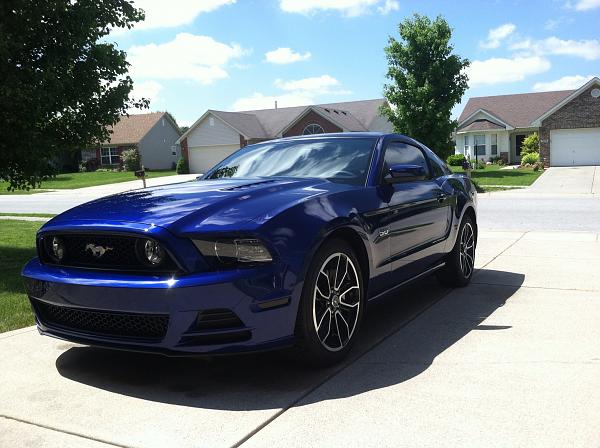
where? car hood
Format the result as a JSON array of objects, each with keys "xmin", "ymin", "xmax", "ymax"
[{"xmin": 47, "ymin": 178, "xmax": 349, "ymax": 234}]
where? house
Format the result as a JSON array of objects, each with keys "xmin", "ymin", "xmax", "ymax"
[
  {"xmin": 177, "ymin": 99, "xmax": 393, "ymax": 174},
  {"xmin": 455, "ymin": 77, "xmax": 600, "ymax": 166},
  {"xmin": 81, "ymin": 112, "xmax": 182, "ymax": 170}
]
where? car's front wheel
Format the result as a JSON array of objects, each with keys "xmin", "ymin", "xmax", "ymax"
[{"xmin": 295, "ymin": 239, "xmax": 364, "ymax": 366}]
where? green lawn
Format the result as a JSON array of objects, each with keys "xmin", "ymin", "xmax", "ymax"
[
  {"xmin": 0, "ymin": 213, "xmax": 56, "ymax": 218},
  {"xmin": 0, "ymin": 169, "xmax": 176, "ymax": 194},
  {"xmin": 450, "ymin": 164, "xmax": 544, "ymax": 189},
  {"xmin": 0, "ymin": 220, "xmax": 41, "ymax": 332}
]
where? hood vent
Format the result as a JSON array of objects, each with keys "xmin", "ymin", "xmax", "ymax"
[{"xmin": 220, "ymin": 180, "xmax": 278, "ymax": 191}]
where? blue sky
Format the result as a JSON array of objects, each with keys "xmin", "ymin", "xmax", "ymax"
[{"xmin": 110, "ymin": 0, "xmax": 600, "ymax": 126}]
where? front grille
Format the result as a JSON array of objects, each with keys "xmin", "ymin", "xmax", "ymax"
[
  {"xmin": 33, "ymin": 299, "xmax": 169, "ymax": 341},
  {"xmin": 38, "ymin": 233, "xmax": 178, "ymax": 273}
]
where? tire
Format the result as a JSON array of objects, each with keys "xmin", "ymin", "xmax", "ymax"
[
  {"xmin": 437, "ymin": 214, "xmax": 476, "ymax": 287},
  {"xmin": 294, "ymin": 239, "xmax": 365, "ymax": 366}
]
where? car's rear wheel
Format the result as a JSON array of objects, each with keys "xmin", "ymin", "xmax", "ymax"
[
  {"xmin": 437, "ymin": 214, "xmax": 476, "ymax": 287},
  {"xmin": 295, "ymin": 239, "xmax": 364, "ymax": 366}
]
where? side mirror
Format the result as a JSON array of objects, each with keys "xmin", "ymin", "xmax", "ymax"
[{"xmin": 385, "ymin": 164, "xmax": 426, "ymax": 183}]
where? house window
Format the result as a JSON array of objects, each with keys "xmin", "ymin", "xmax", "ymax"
[
  {"xmin": 101, "ymin": 147, "xmax": 120, "ymax": 166},
  {"xmin": 491, "ymin": 134, "xmax": 498, "ymax": 155},
  {"xmin": 474, "ymin": 135, "xmax": 486, "ymax": 156},
  {"xmin": 463, "ymin": 135, "xmax": 470, "ymax": 155},
  {"xmin": 302, "ymin": 123, "xmax": 325, "ymax": 135}
]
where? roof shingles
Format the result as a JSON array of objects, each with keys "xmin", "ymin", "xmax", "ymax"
[
  {"xmin": 458, "ymin": 90, "xmax": 574, "ymax": 128},
  {"xmin": 104, "ymin": 112, "xmax": 166, "ymax": 145}
]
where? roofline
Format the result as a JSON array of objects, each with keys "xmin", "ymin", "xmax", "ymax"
[
  {"xmin": 458, "ymin": 108, "xmax": 514, "ymax": 130},
  {"xmin": 275, "ymin": 105, "xmax": 365, "ymax": 136},
  {"xmin": 176, "ymin": 110, "xmax": 249, "ymax": 144},
  {"xmin": 530, "ymin": 77, "xmax": 600, "ymax": 126}
]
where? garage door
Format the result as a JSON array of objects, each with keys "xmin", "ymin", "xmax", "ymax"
[
  {"xmin": 188, "ymin": 144, "xmax": 240, "ymax": 174},
  {"xmin": 550, "ymin": 128, "xmax": 600, "ymax": 166}
]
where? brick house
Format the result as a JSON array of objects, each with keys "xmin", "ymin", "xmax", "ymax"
[
  {"xmin": 82, "ymin": 112, "xmax": 182, "ymax": 170},
  {"xmin": 455, "ymin": 77, "xmax": 600, "ymax": 166},
  {"xmin": 176, "ymin": 99, "xmax": 393, "ymax": 174}
]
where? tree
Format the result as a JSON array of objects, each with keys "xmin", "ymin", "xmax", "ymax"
[
  {"xmin": 0, "ymin": 0, "xmax": 147, "ymax": 190},
  {"xmin": 520, "ymin": 133, "xmax": 540, "ymax": 155},
  {"xmin": 383, "ymin": 14, "xmax": 469, "ymax": 159}
]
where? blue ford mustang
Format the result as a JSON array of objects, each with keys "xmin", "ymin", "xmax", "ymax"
[{"xmin": 22, "ymin": 133, "xmax": 477, "ymax": 365}]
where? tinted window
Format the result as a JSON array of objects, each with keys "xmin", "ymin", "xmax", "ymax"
[
  {"xmin": 382, "ymin": 142, "xmax": 429, "ymax": 179},
  {"xmin": 205, "ymin": 137, "xmax": 377, "ymax": 186},
  {"xmin": 428, "ymin": 151, "xmax": 451, "ymax": 178}
]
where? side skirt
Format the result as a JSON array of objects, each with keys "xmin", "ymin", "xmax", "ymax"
[{"xmin": 367, "ymin": 262, "xmax": 446, "ymax": 303}]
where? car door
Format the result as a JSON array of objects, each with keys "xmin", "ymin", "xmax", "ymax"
[{"xmin": 378, "ymin": 141, "xmax": 451, "ymax": 282}]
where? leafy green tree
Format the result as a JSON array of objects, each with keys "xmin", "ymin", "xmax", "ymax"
[
  {"xmin": 383, "ymin": 14, "xmax": 470, "ymax": 159},
  {"xmin": 0, "ymin": 0, "xmax": 147, "ymax": 190},
  {"xmin": 520, "ymin": 133, "xmax": 540, "ymax": 155}
]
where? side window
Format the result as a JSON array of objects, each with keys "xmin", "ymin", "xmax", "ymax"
[
  {"xmin": 428, "ymin": 152, "xmax": 451, "ymax": 178},
  {"xmin": 382, "ymin": 142, "xmax": 429, "ymax": 180}
]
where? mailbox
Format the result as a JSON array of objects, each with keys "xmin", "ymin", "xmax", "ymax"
[{"xmin": 134, "ymin": 169, "xmax": 146, "ymax": 178}]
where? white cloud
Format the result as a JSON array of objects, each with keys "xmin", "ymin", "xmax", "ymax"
[
  {"xmin": 274, "ymin": 75, "xmax": 342, "ymax": 93},
  {"xmin": 232, "ymin": 75, "xmax": 350, "ymax": 111},
  {"xmin": 479, "ymin": 23, "xmax": 517, "ymax": 49},
  {"xmin": 570, "ymin": 0, "xmax": 600, "ymax": 11},
  {"xmin": 115, "ymin": 0, "xmax": 235, "ymax": 33},
  {"xmin": 279, "ymin": 0, "xmax": 397, "ymax": 17},
  {"xmin": 265, "ymin": 47, "xmax": 311, "ymax": 64},
  {"xmin": 377, "ymin": 0, "xmax": 400, "ymax": 14},
  {"xmin": 232, "ymin": 92, "xmax": 317, "ymax": 111},
  {"xmin": 510, "ymin": 36, "xmax": 600, "ymax": 60},
  {"xmin": 533, "ymin": 74, "xmax": 598, "ymax": 91},
  {"xmin": 131, "ymin": 80, "xmax": 163, "ymax": 103},
  {"xmin": 127, "ymin": 33, "xmax": 244, "ymax": 85},
  {"xmin": 466, "ymin": 56, "xmax": 551, "ymax": 86}
]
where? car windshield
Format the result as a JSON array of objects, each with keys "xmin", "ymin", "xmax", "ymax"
[{"xmin": 204, "ymin": 137, "xmax": 378, "ymax": 185}]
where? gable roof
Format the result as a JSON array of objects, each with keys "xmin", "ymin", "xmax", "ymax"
[
  {"xmin": 178, "ymin": 98, "xmax": 389, "ymax": 143},
  {"xmin": 458, "ymin": 119, "xmax": 505, "ymax": 132},
  {"xmin": 104, "ymin": 112, "xmax": 176, "ymax": 145},
  {"xmin": 531, "ymin": 76, "xmax": 600, "ymax": 126},
  {"xmin": 458, "ymin": 90, "xmax": 574, "ymax": 129}
]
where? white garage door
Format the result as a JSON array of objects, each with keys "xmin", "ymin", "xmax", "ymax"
[
  {"xmin": 550, "ymin": 128, "xmax": 600, "ymax": 166},
  {"xmin": 188, "ymin": 144, "xmax": 240, "ymax": 174}
]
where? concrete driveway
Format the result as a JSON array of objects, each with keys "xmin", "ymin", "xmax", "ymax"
[
  {"xmin": 528, "ymin": 166, "xmax": 600, "ymax": 194},
  {"xmin": 2, "ymin": 229, "xmax": 599, "ymax": 448}
]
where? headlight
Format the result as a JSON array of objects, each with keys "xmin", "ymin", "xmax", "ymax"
[
  {"xmin": 51, "ymin": 236, "xmax": 66, "ymax": 262},
  {"xmin": 136, "ymin": 238, "xmax": 165, "ymax": 266},
  {"xmin": 193, "ymin": 238, "xmax": 273, "ymax": 267}
]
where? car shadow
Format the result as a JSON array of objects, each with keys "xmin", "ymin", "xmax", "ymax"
[{"xmin": 55, "ymin": 268, "xmax": 524, "ymax": 411}]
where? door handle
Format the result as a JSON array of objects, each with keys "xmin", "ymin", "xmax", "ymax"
[{"xmin": 436, "ymin": 193, "xmax": 447, "ymax": 203}]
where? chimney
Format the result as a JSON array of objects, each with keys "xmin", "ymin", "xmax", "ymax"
[{"xmin": 274, "ymin": 100, "xmax": 278, "ymax": 110}]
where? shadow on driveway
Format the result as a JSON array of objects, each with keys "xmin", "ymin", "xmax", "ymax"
[{"xmin": 55, "ymin": 269, "xmax": 524, "ymax": 411}]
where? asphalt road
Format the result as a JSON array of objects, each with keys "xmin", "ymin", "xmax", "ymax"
[{"xmin": 478, "ymin": 192, "xmax": 600, "ymax": 231}]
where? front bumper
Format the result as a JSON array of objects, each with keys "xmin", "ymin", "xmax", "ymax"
[{"xmin": 22, "ymin": 258, "xmax": 299, "ymax": 355}]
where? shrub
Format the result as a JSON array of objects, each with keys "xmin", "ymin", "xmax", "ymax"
[
  {"xmin": 474, "ymin": 160, "xmax": 486, "ymax": 170},
  {"xmin": 533, "ymin": 161, "xmax": 544, "ymax": 172},
  {"xmin": 80, "ymin": 158, "xmax": 98, "ymax": 172},
  {"xmin": 176, "ymin": 157, "xmax": 189, "ymax": 174},
  {"xmin": 446, "ymin": 153, "xmax": 466, "ymax": 166},
  {"xmin": 121, "ymin": 148, "xmax": 141, "ymax": 171},
  {"xmin": 521, "ymin": 152, "xmax": 540, "ymax": 165},
  {"xmin": 497, "ymin": 159, "xmax": 505, "ymax": 166},
  {"xmin": 489, "ymin": 156, "xmax": 501, "ymax": 164},
  {"xmin": 520, "ymin": 133, "xmax": 540, "ymax": 155}
]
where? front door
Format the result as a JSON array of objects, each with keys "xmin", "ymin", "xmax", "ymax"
[
  {"xmin": 515, "ymin": 134, "xmax": 527, "ymax": 162},
  {"xmin": 378, "ymin": 141, "xmax": 451, "ymax": 284}
]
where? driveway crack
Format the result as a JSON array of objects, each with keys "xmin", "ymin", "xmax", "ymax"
[{"xmin": 0, "ymin": 415, "xmax": 133, "ymax": 448}]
